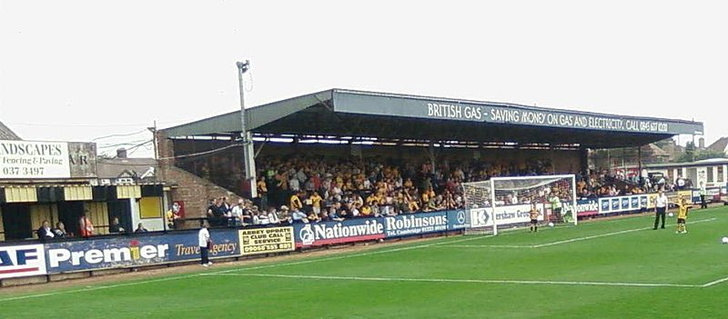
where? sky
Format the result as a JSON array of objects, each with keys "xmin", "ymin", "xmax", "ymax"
[{"xmin": 1, "ymin": 1, "xmax": 726, "ymax": 158}]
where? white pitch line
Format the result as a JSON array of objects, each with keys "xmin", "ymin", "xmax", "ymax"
[
  {"xmin": 0, "ymin": 235, "xmax": 490, "ymax": 302},
  {"xmin": 444, "ymin": 244, "xmax": 533, "ymax": 248},
  {"xmin": 0, "ymin": 272, "xmax": 206, "ymax": 303},
  {"xmin": 438, "ymin": 218, "xmax": 718, "ymax": 249},
  {"xmin": 216, "ymin": 235, "xmax": 493, "ymax": 274},
  {"xmin": 702, "ymin": 276, "xmax": 728, "ymax": 287},
  {"xmin": 536, "ymin": 217, "xmax": 717, "ymax": 248},
  {"xmin": 0, "ymin": 217, "xmax": 720, "ymax": 302},
  {"xmin": 215, "ymin": 272, "xmax": 701, "ymax": 288}
]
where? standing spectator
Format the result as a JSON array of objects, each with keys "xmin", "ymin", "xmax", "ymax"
[
  {"xmin": 676, "ymin": 176, "xmax": 686, "ymax": 190},
  {"xmin": 256, "ymin": 176, "xmax": 268, "ymax": 211},
  {"xmin": 290, "ymin": 191, "xmax": 304, "ymax": 212},
  {"xmin": 198, "ymin": 220, "xmax": 212, "ymax": 267},
  {"xmin": 231, "ymin": 199, "xmax": 245, "ymax": 226},
  {"xmin": 206, "ymin": 198, "xmax": 225, "ymax": 227},
  {"xmin": 36, "ymin": 220, "xmax": 55, "ymax": 242},
  {"xmin": 165, "ymin": 203, "xmax": 181, "ymax": 230},
  {"xmin": 79, "ymin": 212, "xmax": 94, "ymax": 238},
  {"xmin": 699, "ymin": 182, "xmax": 708, "ymax": 209},
  {"xmin": 653, "ymin": 190, "xmax": 668, "ymax": 230}
]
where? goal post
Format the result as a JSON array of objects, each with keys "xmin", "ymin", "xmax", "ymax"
[
  {"xmin": 462, "ymin": 174, "xmax": 577, "ymax": 235},
  {"xmin": 461, "ymin": 179, "xmax": 498, "ymax": 236}
]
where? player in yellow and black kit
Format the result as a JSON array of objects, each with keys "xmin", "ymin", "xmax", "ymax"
[
  {"xmin": 675, "ymin": 197, "xmax": 692, "ymax": 234},
  {"xmin": 529, "ymin": 203, "xmax": 540, "ymax": 232}
]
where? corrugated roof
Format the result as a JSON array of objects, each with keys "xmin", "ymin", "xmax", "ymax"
[{"xmin": 0, "ymin": 120, "xmax": 21, "ymax": 140}]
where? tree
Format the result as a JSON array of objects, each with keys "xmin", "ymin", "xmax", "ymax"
[{"xmin": 676, "ymin": 141, "xmax": 726, "ymax": 162}]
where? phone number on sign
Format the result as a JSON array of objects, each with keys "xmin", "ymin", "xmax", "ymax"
[
  {"xmin": 2, "ymin": 167, "xmax": 45, "ymax": 176},
  {"xmin": 243, "ymin": 243, "xmax": 293, "ymax": 253}
]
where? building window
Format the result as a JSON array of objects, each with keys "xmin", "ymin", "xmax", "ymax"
[
  {"xmin": 718, "ymin": 166, "xmax": 724, "ymax": 183},
  {"xmin": 707, "ymin": 167, "xmax": 714, "ymax": 183}
]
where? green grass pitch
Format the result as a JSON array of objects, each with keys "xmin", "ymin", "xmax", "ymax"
[{"xmin": 2, "ymin": 206, "xmax": 728, "ymax": 318}]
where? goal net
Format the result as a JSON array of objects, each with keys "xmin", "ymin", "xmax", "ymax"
[{"xmin": 462, "ymin": 174, "xmax": 577, "ymax": 235}]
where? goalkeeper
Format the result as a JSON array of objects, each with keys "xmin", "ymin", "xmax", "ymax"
[{"xmin": 529, "ymin": 203, "xmax": 540, "ymax": 232}]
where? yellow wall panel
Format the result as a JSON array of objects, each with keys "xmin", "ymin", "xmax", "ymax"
[
  {"xmin": 30, "ymin": 205, "xmax": 53, "ymax": 237},
  {"xmin": 5, "ymin": 187, "xmax": 38, "ymax": 203},
  {"xmin": 64, "ymin": 186, "xmax": 92, "ymax": 201},
  {"xmin": 116, "ymin": 185, "xmax": 141, "ymax": 199},
  {"xmin": 85, "ymin": 202, "xmax": 109, "ymax": 235},
  {"xmin": 140, "ymin": 197, "xmax": 162, "ymax": 219}
]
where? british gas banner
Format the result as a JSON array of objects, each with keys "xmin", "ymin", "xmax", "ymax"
[
  {"xmin": 240, "ymin": 227, "xmax": 295, "ymax": 256},
  {"xmin": 383, "ymin": 212, "xmax": 449, "ymax": 238},
  {"xmin": 44, "ymin": 230, "xmax": 240, "ymax": 273},
  {"xmin": 598, "ymin": 195, "xmax": 648, "ymax": 214},
  {"xmin": 294, "ymin": 219, "xmax": 385, "ymax": 248},
  {"xmin": 0, "ymin": 244, "xmax": 48, "ymax": 279}
]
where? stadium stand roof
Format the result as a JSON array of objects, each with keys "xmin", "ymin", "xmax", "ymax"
[
  {"xmin": 160, "ymin": 89, "xmax": 704, "ymax": 149},
  {"xmin": 0, "ymin": 120, "xmax": 21, "ymax": 140}
]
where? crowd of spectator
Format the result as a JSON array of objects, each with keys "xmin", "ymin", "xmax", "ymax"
[
  {"xmin": 193, "ymin": 154, "xmax": 690, "ymax": 228},
  {"xmin": 196, "ymin": 155, "xmax": 560, "ymax": 226}
]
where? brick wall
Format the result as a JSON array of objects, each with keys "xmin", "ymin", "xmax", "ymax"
[{"xmin": 164, "ymin": 166, "xmax": 242, "ymax": 229}]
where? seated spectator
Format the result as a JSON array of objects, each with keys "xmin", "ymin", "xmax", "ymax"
[
  {"xmin": 291, "ymin": 208, "xmax": 309, "ymax": 223},
  {"xmin": 277, "ymin": 206, "xmax": 292, "ymax": 224},
  {"xmin": 266, "ymin": 208, "xmax": 281, "ymax": 225},
  {"xmin": 135, "ymin": 223, "xmax": 149, "ymax": 233},
  {"xmin": 109, "ymin": 217, "xmax": 125, "ymax": 233},
  {"xmin": 52, "ymin": 221, "xmax": 67, "ymax": 238},
  {"xmin": 307, "ymin": 209, "xmax": 321, "ymax": 223},
  {"xmin": 37, "ymin": 220, "xmax": 55, "ymax": 241}
]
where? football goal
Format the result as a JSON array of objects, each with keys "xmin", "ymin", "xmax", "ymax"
[{"xmin": 461, "ymin": 174, "xmax": 577, "ymax": 235}]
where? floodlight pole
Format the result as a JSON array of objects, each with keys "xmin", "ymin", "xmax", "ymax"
[{"xmin": 237, "ymin": 60, "xmax": 257, "ymax": 199}]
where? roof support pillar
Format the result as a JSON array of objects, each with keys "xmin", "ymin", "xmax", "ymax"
[{"xmin": 237, "ymin": 61, "xmax": 257, "ymax": 199}]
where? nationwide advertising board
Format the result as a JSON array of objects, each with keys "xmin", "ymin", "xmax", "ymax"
[
  {"xmin": 293, "ymin": 211, "xmax": 478, "ymax": 247},
  {"xmin": 0, "ymin": 244, "xmax": 48, "ymax": 279},
  {"xmin": 563, "ymin": 199, "xmax": 599, "ymax": 217},
  {"xmin": 239, "ymin": 227, "xmax": 295, "ymax": 256},
  {"xmin": 294, "ymin": 219, "xmax": 386, "ymax": 248},
  {"xmin": 44, "ymin": 230, "xmax": 240, "ymax": 273}
]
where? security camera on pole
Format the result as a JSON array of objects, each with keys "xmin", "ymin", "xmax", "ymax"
[{"xmin": 237, "ymin": 60, "xmax": 257, "ymax": 199}]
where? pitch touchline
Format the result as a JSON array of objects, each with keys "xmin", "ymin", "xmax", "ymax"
[
  {"xmin": 441, "ymin": 218, "xmax": 718, "ymax": 249},
  {"xmin": 0, "ymin": 235, "xmax": 492, "ymax": 302},
  {"xmin": 212, "ymin": 273, "xmax": 701, "ymax": 288},
  {"xmin": 0, "ymin": 217, "xmax": 720, "ymax": 302}
]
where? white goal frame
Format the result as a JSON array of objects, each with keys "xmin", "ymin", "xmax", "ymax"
[{"xmin": 462, "ymin": 174, "xmax": 578, "ymax": 236}]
